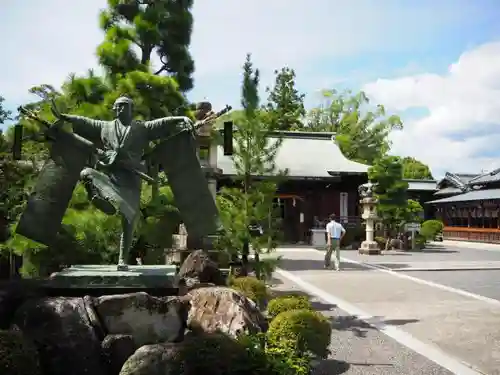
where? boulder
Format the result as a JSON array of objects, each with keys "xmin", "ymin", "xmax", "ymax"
[
  {"xmin": 101, "ymin": 334, "xmax": 137, "ymax": 375},
  {"xmin": 0, "ymin": 280, "xmax": 42, "ymax": 329},
  {"xmin": 12, "ymin": 297, "xmax": 106, "ymax": 375},
  {"xmin": 0, "ymin": 328, "xmax": 41, "ymax": 375},
  {"xmin": 174, "ymin": 250, "xmax": 226, "ymax": 290},
  {"xmin": 186, "ymin": 286, "xmax": 267, "ymax": 338},
  {"xmin": 92, "ymin": 292, "xmax": 184, "ymax": 346}
]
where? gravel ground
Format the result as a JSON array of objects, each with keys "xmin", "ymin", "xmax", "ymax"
[{"xmin": 270, "ymin": 275, "xmax": 456, "ymax": 375}]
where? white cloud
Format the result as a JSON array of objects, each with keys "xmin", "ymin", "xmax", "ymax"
[{"xmin": 363, "ymin": 42, "xmax": 500, "ymax": 178}]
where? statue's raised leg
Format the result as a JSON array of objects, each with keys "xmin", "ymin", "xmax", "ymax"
[{"xmin": 81, "ymin": 168, "xmax": 117, "ymax": 215}]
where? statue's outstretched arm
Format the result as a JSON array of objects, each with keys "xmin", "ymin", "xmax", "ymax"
[
  {"xmin": 50, "ymin": 100, "xmax": 104, "ymax": 142},
  {"xmin": 60, "ymin": 114, "xmax": 106, "ymax": 143},
  {"xmin": 144, "ymin": 116, "xmax": 192, "ymax": 141}
]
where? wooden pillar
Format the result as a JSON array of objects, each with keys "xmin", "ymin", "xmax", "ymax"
[
  {"xmin": 467, "ymin": 205, "xmax": 472, "ymax": 228},
  {"xmin": 497, "ymin": 204, "xmax": 500, "ymax": 229}
]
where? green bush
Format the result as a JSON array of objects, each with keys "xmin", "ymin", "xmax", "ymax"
[
  {"xmin": 230, "ymin": 276, "xmax": 269, "ymax": 309},
  {"xmin": 374, "ymin": 236, "xmax": 386, "ymax": 249},
  {"xmin": 267, "ymin": 296, "xmax": 313, "ymax": 320},
  {"xmin": 0, "ymin": 329, "xmax": 41, "ymax": 375},
  {"xmin": 164, "ymin": 332, "xmax": 268, "ymax": 375},
  {"xmin": 267, "ymin": 309, "xmax": 331, "ymax": 359},
  {"xmin": 420, "ymin": 220, "xmax": 444, "ymax": 240}
]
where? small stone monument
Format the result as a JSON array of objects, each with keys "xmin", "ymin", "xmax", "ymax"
[{"xmin": 358, "ymin": 182, "xmax": 381, "ymax": 255}]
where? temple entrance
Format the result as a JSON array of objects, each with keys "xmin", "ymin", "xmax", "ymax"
[{"xmin": 275, "ymin": 194, "xmax": 305, "ymax": 244}]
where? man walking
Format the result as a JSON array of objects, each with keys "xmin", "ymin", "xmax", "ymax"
[{"xmin": 325, "ymin": 213, "xmax": 346, "ymax": 271}]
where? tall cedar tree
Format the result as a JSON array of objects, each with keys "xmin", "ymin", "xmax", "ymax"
[
  {"xmin": 307, "ymin": 89, "xmax": 403, "ymax": 165},
  {"xmin": 216, "ymin": 54, "xmax": 284, "ymax": 279},
  {"xmin": 5, "ymin": 0, "xmax": 193, "ymax": 276},
  {"xmin": 265, "ymin": 67, "xmax": 305, "ymax": 131}
]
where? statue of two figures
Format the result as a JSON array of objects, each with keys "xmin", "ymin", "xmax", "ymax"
[{"xmin": 15, "ymin": 98, "xmax": 228, "ymax": 271}]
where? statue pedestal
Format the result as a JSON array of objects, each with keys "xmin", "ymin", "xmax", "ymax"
[
  {"xmin": 358, "ymin": 197, "xmax": 381, "ymax": 255},
  {"xmin": 358, "ymin": 240, "xmax": 381, "ymax": 255},
  {"xmin": 48, "ymin": 264, "xmax": 177, "ymax": 297}
]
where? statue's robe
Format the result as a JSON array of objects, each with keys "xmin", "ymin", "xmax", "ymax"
[{"xmin": 66, "ymin": 115, "xmax": 181, "ymax": 223}]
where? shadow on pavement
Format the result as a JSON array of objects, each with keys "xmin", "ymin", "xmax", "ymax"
[
  {"xmin": 313, "ymin": 359, "xmax": 350, "ymax": 374},
  {"xmin": 413, "ymin": 248, "xmax": 458, "ymax": 254},
  {"xmin": 280, "ymin": 258, "xmax": 409, "ymax": 271},
  {"xmin": 330, "ymin": 316, "xmax": 420, "ymax": 338}
]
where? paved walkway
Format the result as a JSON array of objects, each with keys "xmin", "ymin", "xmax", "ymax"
[
  {"xmin": 274, "ymin": 247, "xmax": 500, "ymax": 375},
  {"xmin": 430, "ymin": 240, "xmax": 500, "ymax": 251}
]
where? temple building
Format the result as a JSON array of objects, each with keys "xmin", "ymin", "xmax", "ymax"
[
  {"xmin": 201, "ymin": 130, "xmax": 437, "ymax": 244},
  {"xmin": 427, "ymin": 171, "xmax": 500, "ymax": 243}
]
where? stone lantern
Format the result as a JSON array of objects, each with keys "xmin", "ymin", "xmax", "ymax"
[{"xmin": 358, "ymin": 182, "xmax": 381, "ymax": 255}]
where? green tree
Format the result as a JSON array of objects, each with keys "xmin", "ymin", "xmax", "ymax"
[
  {"xmin": 0, "ymin": 96, "xmax": 12, "ymax": 125},
  {"xmin": 216, "ymin": 54, "xmax": 285, "ymax": 278},
  {"xmin": 265, "ymin": 67, "xmax": 305, "ymax": 131},
  {"xmin": 306, "ymin": 89, "xmax": 403, "ymax": 164},
  {"xmin": 402, "ymin": 157, "xmax": 433, "ymax": 180},
  {"xmin": 98, "ymin": 0, "xmax": 195, "ymax": 92},
  {"xmin": 3, "ymin": 0, "xmax": 193, "ymax": 276},
  {"xmin": 368, "ymin": 156, "xmax": 409, "ymax": 241}
]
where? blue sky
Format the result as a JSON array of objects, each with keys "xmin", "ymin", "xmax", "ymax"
[{"xmin": 2, "ymin": 0, "xmax": 500, "ymax": 177}]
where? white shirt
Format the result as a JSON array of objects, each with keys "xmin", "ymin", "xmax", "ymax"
[{"xmin": 326, "ymin": 220, "xmax": 346, "ymax": 239}]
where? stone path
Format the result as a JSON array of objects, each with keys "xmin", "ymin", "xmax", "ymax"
[{"xmin": 273, "ymin": 247, "xmax": 500, "ymax": 375}]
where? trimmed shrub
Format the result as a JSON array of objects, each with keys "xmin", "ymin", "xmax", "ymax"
[
  {"xmin": 267, "ymin": 296, "xmax": 312, "ymax": 320},
  {"xmin": 230, "ymin": 276, "xmax": 268, "ymax": 309},
  {"xmin": 0, "ymin": 329, "xmax": 41, "ymax": 375},
  {"xmin": 374, "ymin": 236, "xmax": 386, "ymax": 249},
  {"xmin": 267, "ymin": 309, "xmax": 331, "ymax": 359},
  {"xmin": 420, "ymin": 219, "xmax": 444, "ymax": 240}
]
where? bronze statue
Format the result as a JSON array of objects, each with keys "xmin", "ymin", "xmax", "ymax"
[{"xmin": 15, "ymin": 97, "xmax": 231, "ymax": 270}]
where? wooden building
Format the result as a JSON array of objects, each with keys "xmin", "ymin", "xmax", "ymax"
[
  {"xmin": 212, "ymin": 131, "xmax": 367, "ymax": 243},
  {"xmin": 207, "ymin": 130, "xmax": 438, "ymax": 243},
  {"xmin": 427, "ymin": 171, "xmax": 500, "ymax": 243}
]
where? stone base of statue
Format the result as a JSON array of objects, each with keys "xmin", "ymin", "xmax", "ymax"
[
  {"xmin": 48, "ymin": 264, "xmax": 177, "ymax": 297},
  {"xmin": 358, "ymin": 240, "xmax": 381, "ymax": 255}
]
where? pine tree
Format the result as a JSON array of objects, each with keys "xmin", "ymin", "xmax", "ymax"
[
  {"xmin": 265, "ymin": 67, "xmax": 305, "ymax": 131},
  {"xmin": 98, "ymin": 0, "xmax": 195, "ymax": 92},
  {"xmin": 216, "ymin": 55, "xmax": 285, "ymax": 278}
]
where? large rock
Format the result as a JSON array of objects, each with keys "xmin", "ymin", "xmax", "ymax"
[
  {"xmin": 0, "ymin": 328, "xmax": 41, "ymax": 375},
  {"xmin": 92, "ymin": 292, "xmax": 184, "ymax": 346},
  {"xmin": 119, "ymin": 332, "xmax": 266, "ymax": 375},
  {"xmin": 186, "ymin": 286, "xmax": 267, "ymax": 338},
  {"xmin": 174, "ymin": 250, "xmax": 226, "ymax": 291},
  {"xmin": 12, "ymin": 297, "xmax": 106, "ymax": 375},
  {"xmin": 0, "ymin": 280, "xmax": 42, "ymax": 329},
  {"xmin": 101, "ymin": 334, "xmax": 137, "ymax": 375}
]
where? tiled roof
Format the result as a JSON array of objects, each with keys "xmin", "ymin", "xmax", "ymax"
[
  {"xmin": 426, "ymin": 188, "xmax": 500, "ymax": 204},
  {"xmin": 436, "ymin": 173, "xmax": 478, "ymax": 189},
  {"xmin": 216, "ymin": 131, "xmax": 368, "ymax": 178},
  {"xmin": 467, "ymin": 169, "xmax": 500, "ymax": 186},
  {"xmin": 434, "ymin": 186, "xmax": 463, "ymax": 196}
]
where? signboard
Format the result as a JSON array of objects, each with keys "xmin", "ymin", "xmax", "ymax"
[{"xmin": 405, "ymin": 222, "xmax": 421, "ymax": 231}]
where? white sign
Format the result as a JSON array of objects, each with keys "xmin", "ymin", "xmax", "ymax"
[
  {"xmin": 405, "ymin": 222, "xmax": 421, "ymax": 231},
  {"xmin": 299, "ymin": 213, "xmax": 304, "ymax": 223}
]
